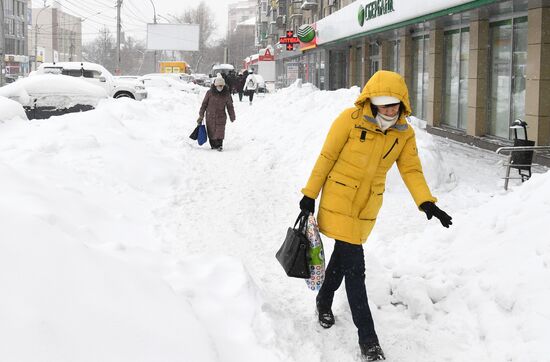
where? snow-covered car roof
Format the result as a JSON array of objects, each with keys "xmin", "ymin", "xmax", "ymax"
[
  {"xmin": 0, "ymin": 74, "xmax": 108, "ymax": 108},
  {"xmin": 138, "ymin": 75, "xmax": 201, "ymax": 94},
  {"xmin": 38, "ymin": 62, "xmax": 110, "ymax": 74}
]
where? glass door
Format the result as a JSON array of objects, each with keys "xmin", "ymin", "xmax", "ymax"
[
  {"xmin": 442, "ymin": 28, "xmax": 469, "ymax": 130},
  {"xmin": 488, "ymin": 17, "xmax": 527, "ymax": 139},
  {"xmin": 411, "ymin": 35, "xmax": 430, "ymax": 119}
]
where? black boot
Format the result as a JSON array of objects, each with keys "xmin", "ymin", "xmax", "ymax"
[
  {"xmin": 359, "ymin": 343, "xmax": 385, "ymax": 361},
  {"xmin": 316, "ymin": 301, "xmax": 335, "ymax": 328}
]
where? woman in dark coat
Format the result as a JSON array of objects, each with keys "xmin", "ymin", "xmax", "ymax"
[
  {"xmin": 197, "ymin": 76, "xmax": 236, "ymax": 151},
  {"xmin": 236, "ymin": 70, "xmax": 249, "ymax": 102}
]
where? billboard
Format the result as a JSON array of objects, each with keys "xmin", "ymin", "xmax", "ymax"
[{"xmin": 146, "ymin": 24, "xmax": 200, "ymax": 51}]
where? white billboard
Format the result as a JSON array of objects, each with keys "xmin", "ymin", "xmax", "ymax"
[{"xmin": 146, "ymin": 24, "xmax": 200, "ymax": 51}]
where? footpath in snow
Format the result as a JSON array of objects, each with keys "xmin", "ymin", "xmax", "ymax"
[{"xmin": 0, "ymin": 84, "xmax": 549, "ymax": 362}]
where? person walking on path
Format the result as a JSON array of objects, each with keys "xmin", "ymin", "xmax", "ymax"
[
  {"xmin": 243, "ymin": 70, "xmax": 258, "ymax": 105},
  {"xmin": 197, "ymin": 74, "xmax": 236, "ymax": 152},
  {"xmin": 236, "ymin": 70, "xmax": 248, "ymax": 102},
  {"xmin": 299, "ymin": 70, "xmax": 452, "ymax": 361}
]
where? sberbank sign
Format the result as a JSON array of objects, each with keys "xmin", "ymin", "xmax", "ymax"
[{"xmin": 357, "ymin": 0, "xmax": 395, "ymax": 27}]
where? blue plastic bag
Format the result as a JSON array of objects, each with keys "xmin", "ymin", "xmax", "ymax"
[{"xmin": 197, "ymin": 124, "xmax": 207, "ymax": 146}]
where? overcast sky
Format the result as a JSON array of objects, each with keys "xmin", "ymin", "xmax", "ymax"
[{"xmin": 31, "ymin": 0, "xmax": 238, "ymax": 43}]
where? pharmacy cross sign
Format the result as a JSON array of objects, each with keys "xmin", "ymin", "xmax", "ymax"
[{"xmin": 279, "ymin": 30, "xmax": 300, "ymax": 51}]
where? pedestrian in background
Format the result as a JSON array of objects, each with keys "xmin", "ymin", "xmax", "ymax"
[
  {"xmin": 197, "ymin": 74, "xmax": 236, "ymax": 152},
  {"xmin": 299, "ymin": 70, "xmax": 452, "ymax": 361},
  {"xmin": 236, "ymin": 70, "xmax": 248, "ymax": 102},
  {"xmin": 243, "ymin": 69, "xmax": 258, "ymax": 105}
]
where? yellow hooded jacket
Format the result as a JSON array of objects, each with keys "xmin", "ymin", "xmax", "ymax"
[{"xmin": 301, "ymin": 70, "xmax": 437, "ymax": 244}]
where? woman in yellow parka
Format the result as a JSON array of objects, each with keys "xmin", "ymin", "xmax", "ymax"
[{"xmin": 299, "ymin": 70, "xmax": 452, "ymax": 361}]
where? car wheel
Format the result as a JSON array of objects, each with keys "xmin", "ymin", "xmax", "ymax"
[{"xmin": 114, "ymin": 91, "xmax": 135, "ymax": 99}]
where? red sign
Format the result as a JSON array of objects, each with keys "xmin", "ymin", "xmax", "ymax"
[
  {"xmin": 259, "ymin": 48, "xmax": 274, "ymax": 61},
  {"xmin": 279, "ymin": 30, "xmax": 300, "ymax": 51}
]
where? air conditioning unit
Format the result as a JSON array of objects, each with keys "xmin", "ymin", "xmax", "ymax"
[{"xmin": 301, "ymin": 0, "xmax": 318, "ymax": 10}]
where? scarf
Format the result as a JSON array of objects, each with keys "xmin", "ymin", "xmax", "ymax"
[{"xmin": 376, "ymin": 113, "xmax": 399, "ymax": 131}]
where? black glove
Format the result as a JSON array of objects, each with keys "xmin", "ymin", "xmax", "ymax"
[
  {"xmin": 420, "ymin": 202, "xmax": 452, "ymax": 228},
  {"xmin": 197, "ymin": 116, "xmax": 203, "ymax": 124},
  {"xmin": 299, "ymin": 195, "xmax": 315, "ymax": 214}
]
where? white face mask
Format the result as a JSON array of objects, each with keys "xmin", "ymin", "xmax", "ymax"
[
  {"xmin": 216, "ymin": 86, "xmax": 224, "ymax": 92},
  {"xmin": 375, "ymin": 112, "xmax": 399, "ymax": 131}
]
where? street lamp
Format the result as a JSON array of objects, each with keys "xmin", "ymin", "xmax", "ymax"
[{"xmin": 34, "ymin": 5, "xmax": 51, "ymax": 70}]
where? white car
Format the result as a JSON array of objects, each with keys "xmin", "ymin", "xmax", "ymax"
[
  {"xmin": 138, "ymin": 74, "xmax": 201, "ymax": 94},
  {"xmin": 0, "ymin": 74, "xmax": 108, "ymax": 119},
  {"xmin": 36, "ymin": 62, "xmax": 147, "ymax": 100}
]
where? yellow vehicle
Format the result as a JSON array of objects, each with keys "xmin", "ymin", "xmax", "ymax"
[{"xmin": 159, "ymin": 61, "xmax": 189, "ymax": 74}]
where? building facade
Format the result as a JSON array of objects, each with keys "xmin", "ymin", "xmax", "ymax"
[
  {"xmin": 1, "ymin": 0, "xmax": 29, "ymax": 82},
  {"xmin": 227, "ymin": 0, "xmax": 257, "ymax": 67},
  {"xmin": 269, "ymin": 0, "xmax": 550, "ymax": 158},
  {"xmin": 31, "ymin": 2, "xmax": 82, "ymax": 70}
]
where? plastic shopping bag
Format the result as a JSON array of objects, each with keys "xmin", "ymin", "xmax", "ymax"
[
  {"xmin": 197, "ymin": 124, "xmax": 207, "ymax": 146},
  {"xmin": 305, "ymin": 214, "xmax": 325, "ymax": 291}
]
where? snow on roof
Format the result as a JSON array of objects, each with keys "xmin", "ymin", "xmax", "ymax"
[{"xmin": 237, "ymin": 17, "xmax": 256, "ymax": 26}]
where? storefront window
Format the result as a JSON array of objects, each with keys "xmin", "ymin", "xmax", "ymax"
[
  {"xmin": 387, "ymin": 40, "xmax": 400, "ymax": 73},
  {"xmin": 328, "ymin": 49, "xmax": 346, "ymax": 90},
  {"xmin": 369, "ymin": 42, "xmax": 380, "ymax": 78},
  {"xmin": 442, "ymin": 28, "xmax": 469, "ymax": 130},
  {"xmin": 411, "ymin": 35, "xmax": 429, "ymax": 119},
  {"xmin": 488, "ymin": 17, "xmax": 527, "ymax": 139},
  {"xmin": 355, "ymin": 47, "xmax": 362, "ymax": 86}
]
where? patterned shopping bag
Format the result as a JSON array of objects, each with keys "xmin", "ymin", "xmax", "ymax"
[{"xmin": 305, "ymin": 214, "xmax": 325, "ymax": 291}]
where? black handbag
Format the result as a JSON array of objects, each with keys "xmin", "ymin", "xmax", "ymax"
[
  {"xmin": 276, "ymin": 211, "xmax": 311, "ymax": 279},
  {"xmin": 189, "ymin": 125, "xmax": 200, "ymax": 140}
]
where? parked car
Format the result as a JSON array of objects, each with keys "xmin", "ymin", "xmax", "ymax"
[
  {"xmin": 141, "ymin": 72, "xmax": 195, "ymax": 84},
  {"xmin": 190, "ymin": 73, "xmax": 209, "ymax": 86},
  {"xmin": 0, "ymin": 74, "xmax": 108, "ymax": 119},
  {"xmin": 36, "ymin": 62, "xmax": 147, "ymax": 100},
  {"xmin": 138, "ymin": 74, "xmax": 201, "ymax": 94}
]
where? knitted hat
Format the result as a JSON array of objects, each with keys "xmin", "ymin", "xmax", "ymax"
[{"xmin": 214, "ymin": 75, "xmax": 225, "ymax": 86}]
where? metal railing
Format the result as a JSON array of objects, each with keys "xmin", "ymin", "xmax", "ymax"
[{"xmin": 496, "ymin": 146, "xmax": 550, "ymax": 190}]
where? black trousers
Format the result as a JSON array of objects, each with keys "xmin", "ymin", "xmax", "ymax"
[
  {"xmin": 248, "ymin": 91, "xmax": 254, "ymax": 102},
  {"xmin": 317, "ymin": 240, "xmax": 378, "ymax": 345},
  {"xmin": 209, "ymin": 139, "xmax": 223, "ymax": 149},
  {"xmin": 238, "ymin": 91, "xmax": 243, "ymax": 101}
]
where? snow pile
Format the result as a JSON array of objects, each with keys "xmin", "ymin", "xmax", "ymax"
[
  {"xmin": 0, "ymin": 95, "xmax": 28, "ymax": 121},
  {"xmin": 0, "ymin": 80, "xmax": 548, "ymax": 362}
]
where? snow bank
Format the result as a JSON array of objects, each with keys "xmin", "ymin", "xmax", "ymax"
[
  {"xmin": 0, "ymin": 95, "xmax": 28, "ymax": 121},
  {"xmin": 0, "ymin": 79, "xmax": 548, "ymax": 362}
]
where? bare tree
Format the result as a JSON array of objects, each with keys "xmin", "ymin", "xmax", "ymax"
[
  {"xmin": 83, "ymin": 29, "xmax": 147, "ymax": 75},
  {"xmin": 82, "ymin": 27, "xmax": 116, "ymax": 73}
]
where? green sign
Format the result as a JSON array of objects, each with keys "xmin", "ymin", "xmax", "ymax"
[
  {"xmin": 358, "ymin": 5, "xmax": 365, "ymax": 27},
  {"xmin": 358, "ymin": 0, "xmax": 394, "ymax": 26}
]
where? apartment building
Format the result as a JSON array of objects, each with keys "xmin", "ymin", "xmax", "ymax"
[
  {"xmin": 31, "ymin": 1, "xmax": 82, "ymax": 70},
  {"xmin": 1, "ymin": 0, "xmax": 29, "ymax": 82}
]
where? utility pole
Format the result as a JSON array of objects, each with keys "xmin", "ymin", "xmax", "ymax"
[
  {"xmin": 0, "ymin": 0, "xmax": 5, "ymax": 86},
  {"xmin": 149, "ymin": 0, "xmax": 157, "ymax": 72},
  {"xmin": 116, "ymin": 0, "xmax": 123, "ymax": 75}
]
